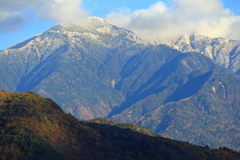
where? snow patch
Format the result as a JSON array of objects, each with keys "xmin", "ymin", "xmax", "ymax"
[
  {"xmin": 212, "ymin": 86, "xmax": 216, "ymax": 93},
  {"xmin": 96, "ymin": 26, "xmax": 112, "ymax": 34}
]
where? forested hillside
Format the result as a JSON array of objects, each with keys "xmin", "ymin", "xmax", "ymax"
[{"xmin": 1, "ymin": 91, "xmax": 240, "ymax": 160}]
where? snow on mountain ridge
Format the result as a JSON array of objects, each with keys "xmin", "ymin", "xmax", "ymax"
[
  {"xmin": 152, "ymin": 33, "xmax": 240, "ymax": 74},
  {"xmin": 3, "ymin": 17, "xmax": 134, "ymax": 51},
  {"xmin": 51, "ymin": 17, "xmax": 118, "ymax": 36}
]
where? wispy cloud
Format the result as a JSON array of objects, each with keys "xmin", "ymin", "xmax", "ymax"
[
  {"xmin": 0, "ymin": 0, "xmax": 88, "ymax": 33},
  {"xmin": 0, "ymin": 14, "xmax": 28, "ymax": 33},
  {"xmin": 106, "ymin": 0, "xmax": 240, "ymax": 40}
]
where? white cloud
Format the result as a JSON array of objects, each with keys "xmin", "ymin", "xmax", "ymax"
[
  {"xmin": 106, "ymin": 0, "xmax": 240, "ymax": 40},
  {"xmin": 35, "ymin": 0, "xmax": 88, "ymax": 22},
  {"xmin": 0, "ymin": 0, "xmax": 88, "ymax": 32}
]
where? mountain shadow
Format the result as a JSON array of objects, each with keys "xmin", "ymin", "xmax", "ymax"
[
  {"xmin": 16, "ymin": 44, "xmax": 69, "ymax": 92},
  {"xmin": 164, "ymin": 71, "xmax": 212, "ymax": 103}
]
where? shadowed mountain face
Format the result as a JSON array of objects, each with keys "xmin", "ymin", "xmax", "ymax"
[
  {"xmin": 0, "ymin": 17, "xmax": 240, "ymax": 150},
  {"xmin": 110, "ymin": 47, "xmax": 240, "ymax": 150},
  {"xmin": 1, "ymin": 90, "xmax": 240, "ymax": 160}
]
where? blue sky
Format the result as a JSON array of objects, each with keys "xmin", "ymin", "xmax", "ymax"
[{"xmin": 0, "ymin": 0, "xmax": 240, "ymax": 50}]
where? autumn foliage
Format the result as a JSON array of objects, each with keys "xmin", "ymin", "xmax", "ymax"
[{"xmin": 0, "ymin": 90, "xmax": 239, "ymax": 160}]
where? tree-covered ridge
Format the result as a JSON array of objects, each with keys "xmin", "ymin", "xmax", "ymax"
[
  {"xmin": 0, "ymin": 90, "xmax": 240, "ymax": 160},
  {"xmin": 0, "ymin": 90, "xmax": 96, "ymax": 159},
  {"xmin": 86, "ymin": 117, "xmax": 156, "ymax": 136}
]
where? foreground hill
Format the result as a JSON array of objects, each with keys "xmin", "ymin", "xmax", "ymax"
[
  {"xmin": 0, "ymin": 91, "xmax": 240, "ymax": 160},
  {"xmin": 1, "ymin": 17, "xmax": 240, "ymax": 150}
]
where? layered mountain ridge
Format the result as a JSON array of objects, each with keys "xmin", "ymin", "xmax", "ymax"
[{"xmin": 1, "ymin": 17, "xmax": 240, "ymax": 150}]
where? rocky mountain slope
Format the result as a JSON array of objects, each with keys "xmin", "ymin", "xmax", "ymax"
[
  {"xmin": 153, "ymin": 33, "xmax": 240, "ymax": 74},
  {"xmin": 0, "ymin": 17, "xmax": 144, "ymax": 120},
  {"xmin": 1, "ymin": 90, "xmax": 240, "ymax": 160},
  {"xmin": 0, "ymin": 17, "xmax": 240, "ymax": 150}
]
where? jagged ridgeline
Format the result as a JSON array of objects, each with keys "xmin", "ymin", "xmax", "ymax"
[
  {"xmin": 0, "ymin": 90, "xmax": 240, "ymax": 160},
  {"xmin": 1, "ymin": 17, "xmax": 240, "ymax": 150},
  {"xmin": 154, "ymin": 33, "xmax": 240, "ymax": 75}
]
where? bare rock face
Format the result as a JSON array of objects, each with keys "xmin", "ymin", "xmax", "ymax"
[{"xmin": 153, "ymin": 33, "xmax": 240, "ymax": 74}]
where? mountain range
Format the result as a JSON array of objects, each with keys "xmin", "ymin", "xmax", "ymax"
[
  {"xmin": 0, "ymin": 17, "xmax": 240, "ymax": 150},
  {"xmin": 1, "ymin": 90, "xmax": 240, "ymax": 160}
]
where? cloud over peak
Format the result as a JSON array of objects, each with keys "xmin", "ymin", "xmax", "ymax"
[
  {"xmin": 106, "ymin": 0, "xmax": 240, "ymax": 41},
  {"xmin": 35, "ymin": 0, "xmax": 88, "ymax": 22}
]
